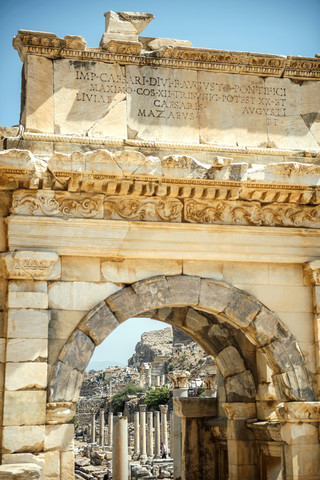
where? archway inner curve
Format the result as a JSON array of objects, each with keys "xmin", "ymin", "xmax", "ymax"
[{"xmin": 48, "ymin": 275, "xmax": 315, "ymax": 405}]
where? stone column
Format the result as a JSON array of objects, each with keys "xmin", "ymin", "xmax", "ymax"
[
  {"xmin": 223, "ymin": 403, "xmax": 257, "ymax": 480},
  {"xmin": 108, "ymin": 411, "xmax": 113, "ymax": 447},
  {"xmin": 305, "ymin": 261, "xmax": 320, "ymax": 396},
  {"xmin": 168, "ymin": 370, "xmax": 190, "ymax": 479},
  {"xmin": 134, "ymin": 411, "xmax": 140, "ymax": 457},
  {"xmin": 154, "ymin": 411, "xmax": 161, "ymax": 458},
  {"xmin": 170, "ymin": 410, "xmax": 174, "ymax": 457},
  {"xmin": 155, "ymin": 375, "xmax": 160, "ymax": 387},
  {"xmin": 112, "ymin": 415, "xmax": 128, "ymax": 480},
  {"xmin": 139, "ymin": 404, "xmax": 147, "ymax": 460},
  {"xmin": 279, "ymin": 402, "xmax": 320, "ymax": 480},
  {"xmin": 161, "ymin": 374, "xmax": 166, "ymax": 386},
  {"xmin": 99, "ymin": 409, "xmax": 105, "ymax": 446},
  {"xmin": 92, "ymin": 413, "xmax": 96, "ymax": 443},
  {"xmin": 147, "ymin": 411, "xmax": 154, "ymax": 457},
  {"xmin": 146, "ymin": 368, "xmax": 152, "ymax": 388},
  {"xmin": 159, "ymin": 404, "xmax": 168, "ymax": 449}
]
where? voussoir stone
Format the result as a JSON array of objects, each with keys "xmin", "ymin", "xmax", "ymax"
[
  {"xmin": 49, "ymin": 361, "xmax": 84, "ymax": 403},
  {"xmin": 225, "ymin": 370, "xmax": 256, "ymax": 402},
  {"xmin": 199, "ymin": 279, "xmax": 233, "ymax": 314},
  {"xmin": 58, "ymin": 329, "xmax": 94, "ymax": 371},
  {"xmin": 263, "ymin": 336, "xmax": 304, "ymax": 374},
  {"xmin": 224, "ymin": 290, "xmax": 261, "ymax": 328},
  {"xmin": 207, "ymin": 323, "xmax": 231, "ymax": 354},
  {"xmin": 132, "ymin": 276, "xmax": 170, "ymax": 310},
  {"xmin": 251, "ymin": 308, "xmax": 289, "ymax": 346},
  {"xmin": 166, "ymin": 275, "xmax": 200, "ymax": 306},
  {"xmin": 106, "ymin": 286, "xmax": 143, "ymax": 322},
  {"xmin": 215, "ymin": 346, "xmax": 246, "ymax": 378},
  {"xmin": 79, "ymin": 301, "xmax": 119, "ymax": 346},
  {"xmin": 185, "ymin": 308, "xmax": 209, "ymax": 333}
]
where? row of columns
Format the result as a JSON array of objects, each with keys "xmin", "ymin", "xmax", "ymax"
[{"xmin": 134, "ymin": 404, "xmax": 169, "ymax": 459}]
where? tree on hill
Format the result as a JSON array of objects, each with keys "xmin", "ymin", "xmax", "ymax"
[
  {"xmin": 145, "ymin": 387, "xmax": 170, "ymax": 411},
  {"xmin": 111, "ymin": 384, "xmax": 144, "ymax": 414}
]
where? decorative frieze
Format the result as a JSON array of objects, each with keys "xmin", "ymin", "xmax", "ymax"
[
  {"xmin": 184, "ymin": 199, "xmax": 320, "ymax": 228},
  {"xmin": 104, "ymin": 196, "xmax": 183, "ymax": 222},
  {"xmin": 11, "ymin": 190, "xmax": 104, "ymax": 218}
]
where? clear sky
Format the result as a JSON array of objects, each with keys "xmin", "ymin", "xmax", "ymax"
[
  {"xmin": 1, "ymin": 0, "xmax": 319, "ymax": 368},
  {"xmin": 1, "ymin": 0, "xmax": 319, "ymax": 127}
]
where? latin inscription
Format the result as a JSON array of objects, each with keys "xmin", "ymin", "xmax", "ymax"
[{"xmin": 73, "ymin": 65, "xmax": 288, "ymax": 125}]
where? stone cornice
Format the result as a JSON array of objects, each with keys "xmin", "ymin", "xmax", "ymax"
[
  {"xmin": 13, "ymin": 30, "xmax": 320, "ymax": 80},
  {"xmin": 20, "ymin": 132, "xmax": 320, "ymax": 157}
]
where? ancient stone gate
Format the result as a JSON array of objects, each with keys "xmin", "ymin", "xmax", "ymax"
[{"xmin": 0, "ymin": 10, "xmax": 320, "ymax": 480}]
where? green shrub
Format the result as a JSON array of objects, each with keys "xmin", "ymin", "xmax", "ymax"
[
  {"xmin": 145, "ymin": 387, "xmax": 170, "ymax": 411},
  {"xmin": 111, "ymin": 384, "xmax": 144, "ymax": 414}
]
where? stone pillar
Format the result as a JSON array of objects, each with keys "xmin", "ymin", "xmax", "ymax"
[
  {"xmin": 108, "ymin": 411, "xmax": 113, "ymax": 447},
  {"xmin": 279, "ymin": 402, "xmax": 320, "ymax": 479},
  {"xmin": 139, "ymin": 404, "xmax": 147, "ymax": 460},
  {"xmin": 147, "ymin": 410, "xmax": 154, "ymax": 457},
  {"xmin": 204, "ymin": 373, "xmax": 217, "ymax": 397},
  {"xmin": 154, "ymin": 411, "xmax": 161, "ymax": 458},
  {"xmin": 170, "ymin": 410, "xmax": 174, "ymax": 457},
  {"xmin": 168, "ymin": 370, "xmax": 190, "ymax": 479},
  {"xmin": 134, "ymin": 411, "xmax": 140, "ymax": 457},
  {"xmin": 155, "ymin": 375, "xmax": 160, "ymax": 387},
  {"xmin": 223, "ymin": 403, "xmax": 257, "ymax": 480},
  {"xmin": 99, "ymin": 409, "xmax": 105, "ymax": 446},
  {"xmin": 159, "ymin": 404, "xmax": 168, "ymax": 449},
  {"xmin": 161, "ymin": 374, "xmax": 166, "ymax": 386},
  {"xmin": 304, "ymin": 261, "xmax": 320, "ymax": 396},
  {"xmin": 146, "ymin": 368, "xmax": 152, "ymax": 388},
  {"xmin": 92, "ymin": 413, "xmax": 96, "ymax": 443},
  {"xmin": 112, "ymin": 415, "xmax": 128, "ymax": 480}
]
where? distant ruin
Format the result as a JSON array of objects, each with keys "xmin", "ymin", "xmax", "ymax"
[{"xmin": 0, "ymin": 10, "xmax": 320, "ymax": 480}]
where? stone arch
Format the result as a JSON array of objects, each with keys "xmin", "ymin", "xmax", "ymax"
[{"xmin": 48, "ymin": 275, "xmax": 315, "ymax": 405}]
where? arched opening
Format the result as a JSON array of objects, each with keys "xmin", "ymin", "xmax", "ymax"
[{"xmin": 48, "ymin": 275, "xmax": 316, "ymax": 480}]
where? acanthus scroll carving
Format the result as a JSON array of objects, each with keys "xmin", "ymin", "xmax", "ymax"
[
  {"xmin": 104, "ymin": 196, "xmax": 182, "ymax": 222},
  {"xmin": 11, "ymin": 190, "xmax": 104, "ymax": 218},
  {"xmin": 185, "ymin": 199, "xmax": 320, "ymax": 228}
]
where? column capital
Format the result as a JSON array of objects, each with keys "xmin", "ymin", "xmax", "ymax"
[
  {"xmin": 276, "ymin": 401, "xmax": 320, "ymax": 422},
  {"xmin": 139, "ymin": 404, "xmax": 147, "ymax": 413},
  {"xmin": 159, "ymin": 404, "xmax": 168, "ymax": 414},
  {"xmin": 304, "ymin": 260, "xmax": 320, "ymax": 285},
  {"xmin": 222, "ymin": 402, "xmax": 257, "ymax": 420},
  {"xmin": 168, "ymin": 370, "xmax": 190, "ymax": 388},
  {"xmin": 204, "ymin": 373, "xmax": 217, "ymax": 391}
]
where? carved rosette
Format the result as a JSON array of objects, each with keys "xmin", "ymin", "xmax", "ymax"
[
  {"xmin": 168, "ymin": 370, "xmax": 190, "ymax": 389},
  {"xmin": 2, "ymin": 251, "xmax": 60, "ymax": 280}
]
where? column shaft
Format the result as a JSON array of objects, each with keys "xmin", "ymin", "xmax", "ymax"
[{"xmin": 112, "ymin": 416, "xmax": 128, "ymax": 480}]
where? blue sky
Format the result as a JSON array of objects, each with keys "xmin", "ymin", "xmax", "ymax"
[
  {"xmin": 1, "ymin": 0, "xmax": 319, "ymax": 368},
  {"xmin": 1, "ymin": 0, "xmax": 319, "ymax": 127}
]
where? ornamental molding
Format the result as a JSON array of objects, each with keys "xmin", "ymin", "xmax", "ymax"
[
  {"xmin": 20, "ymin": 132, "xmax": 320, "ymax": 158},
  {"xmin": 11, "ymin": 190, "xmax": 104, "ymax": 219},
  {"xmin": 2, "ymin": 250, "xmax": 60, "ymax": 280},
  {"xmin": 10, "ymin": 190, "xmax": 320, "ymax": 228},
  {"xmin": 13, "ymin": 30, "xmax": 320, "ymax": 80},
  {"xmin": 184, "ymin": 199, "xmax": 320, "ymax": 229}
]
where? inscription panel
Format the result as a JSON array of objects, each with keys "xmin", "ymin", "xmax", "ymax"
[
  {"xmin": 51, "ymin": 60, "xmax": 320, "ymax": 149},
  {"xmin": 53, "ymin": 60, "xmax": 127, "ymax": 137}
]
